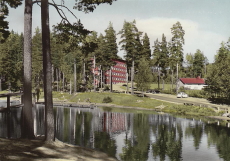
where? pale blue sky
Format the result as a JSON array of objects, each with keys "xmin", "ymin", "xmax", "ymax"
[{"xmin": 6, "ymin": 0, "xmax": 230, "ymax": 63}]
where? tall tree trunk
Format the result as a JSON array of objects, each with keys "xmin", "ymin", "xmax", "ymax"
[
  {"xmin": 41, "ymin": 0, "xmax": 55, "ymax": 142},
  {"xmin": 22, "ymin": 0, "xmax": 34, "ymax": 139},
  {"xmin": 171, "ymin": 70, "xmax": 174, "ymax": 90},
  {"xmin": 93, "ymin": 55, "xmax": 96, "ymax": 92},
  {"xmin": 110, "ymin": 67, "xmax": 112, "ymax": 92},
  {"xmin": 131, "ymin": 59, "xmax": 134, "ymax": 95},
  {"xmin": 176, "ymin": 62, "xmax": 178, "ymax": 94},
  {"xmin": 100, "ymin": 67, "xmax": 103, "ymax": 88},
  {"xmin": 62, "ymin": 72, "xmax": 64, "ymax": 91},
  {"xmin": 56, "ymin": 68, "xmax": 59, "ymax": 91},
  {"xmin": 70, "ymin": 79, "xmax": 72, "ymax": 94},
  {"xmin": 59, "ymin": 70, "xmax": 61, "ymax": 91},
  {"xmin": 158, "ymin": 65, "xmax": 160, "ymax": 90},
  {"xmin": 74, "ymin": 59, "xmax": 76, "ymax": 93},
  {"xmin": 52, "ymin": 65, "xmax": 54, "ymax": 83},
  {"xmin": 126, "ymin": 72, "xmax": 129, "ymax": 93}
]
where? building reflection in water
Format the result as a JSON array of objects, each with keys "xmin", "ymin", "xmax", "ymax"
[{"xmin": 1, "ymin": 105, "xmax": 230, "ymax": 161}]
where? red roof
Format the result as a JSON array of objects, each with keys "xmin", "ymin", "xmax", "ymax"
[{"xmin": 180, "ymin": 77, "xmax": 205, "ymax": 84}]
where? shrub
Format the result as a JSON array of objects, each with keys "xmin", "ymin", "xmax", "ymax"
[
  {"xmin": 104, "ymin": 85, "xmax": 110, "ymax": 91},
  {"xmin": 102, "ymin": 96, "xmax": 113, "ymax": 103}
]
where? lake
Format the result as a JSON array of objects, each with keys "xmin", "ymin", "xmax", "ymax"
[{"xmin": 1, "ymin": 104, "xmax": 230, "ymax": 161}]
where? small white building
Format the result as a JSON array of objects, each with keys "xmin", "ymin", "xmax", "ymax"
[{"xmin": 177, "ymin": 76, "xmax": 206, "ymax": 90}]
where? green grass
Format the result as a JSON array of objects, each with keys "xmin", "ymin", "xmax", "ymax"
[
  {"xmin": 163, "ymin": 104, "xmax": 217, "ymax": 116},
  {"xmin": 53, "ymin": 91, "xmax": 218, "ymax": 117},
  {"xmin": 0, "ymin": 90, "xmax": 10, "ymax": 94},
  {"xmin": 119, "ymin": 83, "xmax": 173, "ymax": 91},
  {"xmin": 150, "ymin": 83, "xmax": 172, "ymax": 90},
  {"xmin": 67, "ymin": 92, "xmax": 171, "ymax": 109}
]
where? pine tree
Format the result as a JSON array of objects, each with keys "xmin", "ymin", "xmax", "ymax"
[
  {"xmin": 118, "ymin": 20, "xmax": 143, "ymax": 69},
  {"xmin": 0, "ymin": 32, "xmax": 23, "ymax": 91},
  {"xmin": 169, "ymin": 21, "xmax": 185, "ymax": 90},
  {"xmin": 104, "ymin": 22, "xmax": 118, "ymax": 61},
  {"xmin": 205, "ymin": 41, "xmax": 230, "ymax": 102},
  {"xmin": 32, "ymin": 27, "xmax": 43, "ymax": 88},
  {"xmin": 118, "ymin": 20, "xmax": 143, "ymax": 95},
  {"xmin": 0, "ymin": 0, "xmax": 22, "ymax": 42},
  {"xmin": 193, "ymin": 49, "xmax": 205, "ymax": 77},
  {"xmin": 135, "ymin": 58, "xmax": 153, "ymax": 95},
  {"xmin": 141, "ymin": 33, "xmax": 151, "ymax": 60},
  {"xmin": 185, "ymin": 53, "xmax": 194, "ymax": 77}
]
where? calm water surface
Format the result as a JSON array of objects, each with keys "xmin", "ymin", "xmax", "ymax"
[{"xmin": 1, "ymin": 104, "xmax": 230, "ymax": 161}]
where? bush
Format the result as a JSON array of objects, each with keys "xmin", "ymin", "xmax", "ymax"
[
  {"xmin": 185, "ymin": 90, "xmax": 208, "ymax": 98},
  {"xmin": 104, "ymin": 85, "xmax": 110, "ymax": 91},
  {"xmin": 102, "ymin": 96, "xmax": 113, "ymax": 103}
]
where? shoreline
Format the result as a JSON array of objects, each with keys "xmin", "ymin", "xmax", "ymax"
[
  {"xmin": 1, "ymin": 95, "xmax": 230, "ymax": 160},
  {"xmin": 0, "ymin": 137, "xmax": 118, "ymax": 161}
]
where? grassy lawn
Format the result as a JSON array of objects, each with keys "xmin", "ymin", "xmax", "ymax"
[
  {"xmin": 0, "ymin": 90, "xmax": 9, "ymax": 94},
  {"xmin": 119, "ymin": 83, "xmax": 173, "ymax": 91},
  {"xmin": 51, "ymin": 91, "xmax": 219, "ymax": 117},
  {"xmin": 150, "ymin": 83, "xmax": 172, "ymax": 90},
  {"xmin": 68, "ymin": 92, "xmax": 172, "ymax": 109}
]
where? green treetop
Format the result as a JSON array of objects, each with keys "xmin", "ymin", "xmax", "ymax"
[
  {"xmin": 118, "ymin": 20, "xmax": 143, "ymax": 69},
  {"xmin": 169, "ymin": 21, "xmax": 185, "ymax": 71},
  {"xmin": 141, "ymin": 33, "xmax": 151, "ymax": 61},
  {"xmin": 135, "ymin": 58, "xmax": 153, "ymax": 92}
]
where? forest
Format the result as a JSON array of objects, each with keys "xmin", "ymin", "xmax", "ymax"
[{"xmin": 0, "ymin": 19, "xmax": 230, "ymax": 102}]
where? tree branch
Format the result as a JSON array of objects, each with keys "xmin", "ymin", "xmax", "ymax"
[{"xmin": 32, "ymin": 0, "xmax": 79, "ymax": 24}]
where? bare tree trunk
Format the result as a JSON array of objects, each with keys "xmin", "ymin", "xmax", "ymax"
[
  {"xmin": 126, "ymin": 72, "xmax": 128, "ymax": 93},
  {"xmin": 171, "ymin": 70, "xmax": 174, "ymax": 90},
  {"xmin": 52, "ymin": 65, "xmax": 54, "ymax": 83},
  {"xmin": 93, "ymin": 55, "xmax": 96, "ymax": 92},
  {"xmin": 110, "ymin": 67, "xmax": 112, "ymax": 92},
  {"xmin": 22, "ymin": 0, "xmax": 34, "ymax": 139},
  {"xmin": 41, "ymin": 0, "xmax": 55, "ymax": 142},
  {"xmin": 176, "ymin": 63, "xmax": 178, "ymax": 94},
  {"xmin": 62, "ymin": 72, "xmax": 64, "ymax": 92},
  {"xmin": 131, "ymin": 59, "xmax": 134, "ymax": 95},
  {"xmin": 74, "ymin": 59, "xmax": 76, "ymax": 93},
  {"xmin": 0, "ymin": 78, "xmax": 1, "ymax": 91},
  {"xmin": 100, "ymin": 67, "xmax": 103, "ymax": 88},
  {"xmin": 56, "ymin": 68, "xmax": 59, "ymax": 91},
  {"xmin": 70, "ymin": 80, "xmax": 72, "ymax": 94},
  {"xmin": 59, "ymin": 70, "xmax": 61, "ymax": 91},
  {"xmin": 158, "ymin": 65, "xmax": 160, "ymax": 90}
]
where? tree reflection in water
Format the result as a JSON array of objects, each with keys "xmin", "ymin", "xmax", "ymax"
[
  {"xmin": 151, "ymin": 115, "xmax": 182, "ymax": 161},
  {"xmin": 120, "ymin": 114, "xmax": 150, "ymax": 161},
  {"xmin": 2, "ymin": 105, "xmax": 230, "ymax": 161}
]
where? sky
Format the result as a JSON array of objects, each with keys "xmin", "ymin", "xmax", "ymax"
[{"xmin": 6, "ymin": 0, "xmax": 230, "ymax": 63}]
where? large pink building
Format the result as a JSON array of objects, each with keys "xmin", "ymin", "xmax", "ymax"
[
  {"xmin": 92, "ymin": 59, "xmax": 127, "ymax": 85},
  {"xmin": 105, "ymin": 59, "xmax": 127, "ymax": 84}
]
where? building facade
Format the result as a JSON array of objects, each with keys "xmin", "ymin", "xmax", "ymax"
[
  {"xmin": 92, "ymin": 59, "xmax": 127, "ymax": 86},
  {"xmin": 104, "ymin": 59, "xmax": 127, "ymax": 84},
  {"xmin": 177, "ymin": 76, "xmax": 206, "ymax": 90}
]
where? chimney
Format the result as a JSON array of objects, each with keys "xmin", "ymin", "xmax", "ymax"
[{"xmin": 197, "ymin": 76, "xmax": 200, "ymax": 79}]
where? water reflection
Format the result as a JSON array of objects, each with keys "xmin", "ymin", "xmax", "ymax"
[{"xmin": 1, "ymin": 105, "xmax": 230, "ymax": 160}]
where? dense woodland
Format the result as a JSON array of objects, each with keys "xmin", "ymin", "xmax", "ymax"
[{"xmin": 0, "ymin": 20, "xmax": 230, "ymax": 101}]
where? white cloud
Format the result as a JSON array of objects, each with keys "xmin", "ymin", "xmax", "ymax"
[
  {"xmin": 135, "ymin": 18, "xmax": 228, "ymax": 63},
  {"xmin": 7, "ymin": 4, "xmax": 227, "ymax": 63}
]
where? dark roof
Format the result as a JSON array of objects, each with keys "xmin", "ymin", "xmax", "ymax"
[{"xmin": 180, "ymin": 77, "xmax": 205, "ymax": 84}]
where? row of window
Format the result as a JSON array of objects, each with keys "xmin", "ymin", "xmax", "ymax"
[
  {"xmin": 106, "ymin": 77, "xmax": 126, "ymax": 81},
  {"xmin": 111, "ymin": 67, "xmax": 126, "ymax": 72}
]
